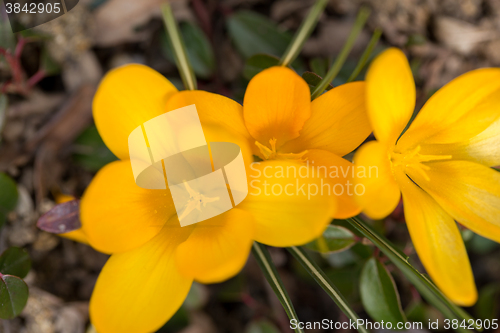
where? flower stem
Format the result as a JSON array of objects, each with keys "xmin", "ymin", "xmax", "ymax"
[
  {"xmin": 279, "ymin": 0, "xmax": 329, "ymax": 67},
  {"xmin": 346, "ymin": 216, "xmax": 478, "ymax": 332},
  {"xmin": 311, "ymin": 7, "xmax": 370, "ymax": 99},
  {"xmin": 161, "ymin": 3, "xmax": 197, "ymax": 90},
  {"xmin": 252, "ymin": 242, "xmax": 304, "ymax": 333},
  {"xmin": 347, "ymin": 28, "xmax": 382, "ymax": 82},
  {"xmin": 287, "ymin": 246, "xmax": 369, "ymax": 333}
]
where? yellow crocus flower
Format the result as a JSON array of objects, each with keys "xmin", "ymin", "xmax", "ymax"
[
  {"xmin": 354, "ymin": 47, "xmax": 500, "ymax": 306},
  {"xmin": 80, "ymin": 64, "xmax": 370, "ymax": 333}
]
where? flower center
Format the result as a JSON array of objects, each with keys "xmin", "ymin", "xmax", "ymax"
[
  {"xmin": 255, "ymin": 138, "xmax": 308, "ymax": 161},
  {"xmin": 390, "ymin": 145, "xmax": 451, "ymax": 181},
  {"xmin": 178, "ymin": 181, "xmax": 220, "ymax": 221}
]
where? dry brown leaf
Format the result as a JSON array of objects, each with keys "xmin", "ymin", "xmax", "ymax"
[{"xmin": 434, "ymin": 16, "xmax": 498, "ymax": 55}]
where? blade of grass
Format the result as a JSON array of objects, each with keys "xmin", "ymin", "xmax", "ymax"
[
  {"xmin": 287, "ymin": 246, "xmax": 369, "ymax": 333},
  {"xmin": 279, "ymin": 0, "xmax": 329, "ymax": 67},
  {"xmin": 161, "ymin": 3, "xmax": 197, "ymax": 90},
  {"xmin": 311, "ymin": 7, "xmax": 370, "ymax": 99},
  {"xmin": 347, "ymin": 28, "xmax": 382, "ymax": 82},
  {"xmin": 346, "ymin": 216, "xmax": 478, "ymax": 333},
  {"xmin": 252, "ymin": 243, "xmax": 304, "ymax": 333}
]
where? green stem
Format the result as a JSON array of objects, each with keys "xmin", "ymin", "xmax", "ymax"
[
  {"xmin": 161, "ymin": 3, "xmax": 197, "ymax": 90},
  {"xmin": 347, "ymin": 28, "xmax": 382, "ymax": 82},
  {"xmin": 252, "ymin": 243, "xmax": 304, "ymax": 333},
  {"xmin": 311, "ymin": 7, "xmax": 370, "ymax": 99},
  {"xmin": 346, "ymin": 216, "xmax": 477, "ymax": 333},
  {"xmin": 279, "ymin": 0, "xmax": 329, "ymax": 67},
  {"xmin": 287, "ymin": 246, "xmax": 369, "ymax": 333}
]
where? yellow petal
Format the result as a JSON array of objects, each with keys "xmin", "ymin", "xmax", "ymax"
[
  {"xmin": 240, "ymin": 160, "xmax": 336, "ymax": 247},
  {"xmin": 398, "ymin": 68, "xmax": 500, "ymax": 150},
  {"xmin": 281, "ymin": 82, "xmax": 371, "ymax": 157},
  {"xmin": 93, "ymin": 64, "xmax": 178, "ymax": 160},
  {"xmin": 305, "ymin": 149, "xmax": 362, "ymax": 219},
  {"xmin": 164, "ymin": 90, "xmax": 256, "ymax": 161},
  {"xmin": 366, "ymin": 48, "xmax": 416, "ymax": 145},
  {"xmin": 174, "ymin": 209, "xmax": 254, "ymax": 284},
  {"xmin": 90, "ymin": 216, "xmax": 193, "ymax": 333},
  {"xmin": 406, "ymin": 160, "xmax": 500, "ymax": 242},
  {"xmin": 165, "ymin": 90, "xmax": 251, "ymax": 143},
  {"xmin": 81, "ymin": 160, "xmax": 176, "ymax": 254},
  {"xmin": 353, "ymin": 141, "xmax": 401, "ymax": 219},
  {"xmin": 243, "ymin": 66, "xmax": 311, "ymax": 149},
  {"xmin": 420, "ymin": 116, "xmax": 500, "ymax": 167},
  {"xmin": 59, "ymin": 229, "xmax": 89, "ymax": 245},
  {"xmin": 396, "ymin": 171, "xmax": 477, "ymax": 306}
]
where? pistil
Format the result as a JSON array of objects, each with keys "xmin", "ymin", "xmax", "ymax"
[
  {"xmin": 255, "ymin": 138, "xmax": 308, "ymax": 161},
  {"xmin": 391, "ymin": 145, "xmax": 452, "ymax": 181}
]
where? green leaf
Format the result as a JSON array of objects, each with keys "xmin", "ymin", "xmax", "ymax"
[
  {"xmin": 475, "ymin": 284, "xmax": 500, "ymax": 320},
  {"xmin": 347, "ymin": 28, "xmax": 382, "ymax": 82},
  {"xmin": 0, "ymin": 94, "xmax": 7, "ymax": 144},
  {"xmin": 182, "ymin": 282, "xmax": 207, "ymax": 311},
  {"xmin": 360, "ymin": 257, "xmax": 406, "ymax": 324},
  {"xmin": 40, "ymin": 47, "xmax": 61, "ymax": 76},
  {"xmin": 161, "ymin": 3, "xmax": 197, "ymax": 90},
  {"xmin": 305, "ymin": 225, "xmax": 356, "ymax": 254},
  {"xmin": 162, "ymin": 22, "xmax": 215, "ymax": 79},
  {"xmin": 0, "ymin": 14, "xmax": 15, "ymax": 51},
  {"xmin": 72, "ymin": 125, "xmax": 117, "ymax": 172},
  {"xmin": 246, "ymin": 319, "xmax": 280, "ymax": 333},
  {"xmin": 0, "ymin": 247, "xmax": 31, "ymax": 278},
  {"xmin": 311, "ymin": 7, "xmax": 370, "ymax": 99},
  {"xmin": 243, "ymin": 54, "xmax": 280, "ymax": 80},
  {"xmin": 0, "ymin": 275, "xmax": 29, "ymax": 319},
  {"xmin": 346, "ymin": 216, "xmax": 477, "ymax": 332},
  {"xmin": 287, "ymin": 246, "xmax": 369, "ymax": 333},
  {"xmin": 180, "ymin": 22, "xmax": 215, "ymax": 79},
  {"xmin": 0, "ymin": 173, "xmax": 18, "ymax": 225},
  {"xmin": 279, "ymin": 0, "xmax": 328, "ymax": 66},
  {"xmin": 309, "ymin": 58, "xmax": 328, "ymax": 77},
  {"xmin": 252, "ymin": 243, "xmax": 304, "ymax": 333},
  {"xmin": 227, "ymin": 11, "xmax": 292, "ymax": 59},
  {"xmin": 469, "ymin": 233, "xmax": 498, "ymax": 254},
  {"xmin": 302, "ymin": 72, "xmax": 333, "ymax": 93}
]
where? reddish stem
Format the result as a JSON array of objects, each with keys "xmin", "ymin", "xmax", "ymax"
[{"xmin": 27, "ymin": 69, "xmax": 46, "ymax": 87}]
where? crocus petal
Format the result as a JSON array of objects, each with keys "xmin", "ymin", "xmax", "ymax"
[
  {"xmin": 93, "ymin": 64, "xmax": 178, "ymax": 160},
  {"xmin": 353, "ymin": 141, "xmax": 401, "ymax": 219},
  {"xmin": 165, "ymin": 90, "xmax": 253, "ymax": 146},
  {"xmin": 280, "ymin": 81, "xmax": 371, "ymax": 157},
  {"xmin": 90, "ymin": 217, "xmax": 193, "ymax": 333},
  {"xmin": 366, "ymin": 48, "xmax": 415, "ymax": 145},
  {"xmin": 398, "ymin": 68, "xmax": 500, "ymax": 150},
  {"xmin": 406, "ymin": 160, "xmax": 500, "ymax": 242},
  {"xmin": 396, "ymin": 171, "xmax": 477, "ymax": 306},
  {"xmin": 164, "ymin": 90, "xmax": 256, "ymax": 163},
  {"xmin": 420, "ymin": 117, "xmax": 500, "ymax": 167},
  {"xmin": 306, "ymin": 149, "xmax": 362, "ymax": 219},
  {"xmin": 239, "ymin": 160, "xmax": 336, "ymax": 247},
  {"xmin": 81, "ymin": 160, "xmax": 176, "ymax": 254},
  {"xmin": 243, "ymin": 66, "xmax": 311, "ymax": 149},
  {"xmin": 174, "ymin": 209, "xmax": 254, "ymax": 284}
]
